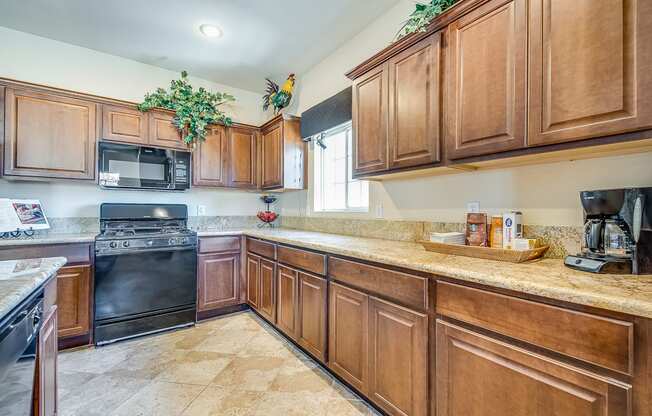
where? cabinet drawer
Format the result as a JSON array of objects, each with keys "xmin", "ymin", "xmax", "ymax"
[
  {"xmin": 277, "ymin": 245, "xmax": 326, "ymax": 275},
  {"xmin": 247, "ymin": 237, "xmax": 276, "ymax": 259},
  {"xmin": 328, "ymin": 257, "xmax": 428, "ymax": 311},
  {"xmin": 199, "ymin": 236, "xmax": 241, "ymax": 254},
  {"xmin": 436, "ymin": 281, "xmax": 634, "ymax": 374}
]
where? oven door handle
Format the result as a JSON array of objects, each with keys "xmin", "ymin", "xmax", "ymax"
[{"xmin": 96, "ymin": 246, "xmax": 197, "ymax": 257}]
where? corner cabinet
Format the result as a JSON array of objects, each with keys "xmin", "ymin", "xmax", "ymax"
[
  {"xmin": 260, "ymin": 114, "xmax": 305, "ymax": 190},
  {"xmin": 3, "ymin": 87, "xmax": 97, "ymax": 179}
]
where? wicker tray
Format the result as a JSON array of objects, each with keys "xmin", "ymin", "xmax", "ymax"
[{"xmin": 418, "ymin": 241, "xmax": 549, "ymax": 263}]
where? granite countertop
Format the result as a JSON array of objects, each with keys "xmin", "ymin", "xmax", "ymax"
[
  {"xmin": 243, "ymin": 229, "xmax": 652, "ymax": 320},
  {"xmin": 0, "ymin": 257, "xmax": 67, "ymax": 319},
  {"xmin": 0, "ymin": 233, "xmax": 96, "ymax": 247}
]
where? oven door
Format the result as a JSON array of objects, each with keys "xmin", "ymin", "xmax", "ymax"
[{"xmin": 98, "ymin": 141, "xmax": 174, "ymax": 190}]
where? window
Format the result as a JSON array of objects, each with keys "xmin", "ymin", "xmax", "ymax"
[{"xmin": 314, "ymin": 122, "xmax": 369, "ymax": 212}]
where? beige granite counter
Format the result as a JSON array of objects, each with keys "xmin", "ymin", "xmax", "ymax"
[
  {"xmin": 0, "ymin": 257, "xmax": 67, "ymax": 319},
  {"xmin": 0, "ymin": 233, "xmax": 96, "ymax": 247},
  {"xmin": 243, "ymin": 229, "xmax": 652, "ymax": 319}
]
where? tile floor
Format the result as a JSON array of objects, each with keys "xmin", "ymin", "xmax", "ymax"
[{"xmin": 58, "ymin": 311, "xmax": 380, "ymax": 416}]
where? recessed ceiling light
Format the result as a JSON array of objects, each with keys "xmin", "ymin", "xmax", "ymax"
[{"xmin": 199, "ymin": 24, "xmax": 223, "ymax": 38}]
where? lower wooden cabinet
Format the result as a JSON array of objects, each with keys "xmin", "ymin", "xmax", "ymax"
[
  {"xmin": 246, "ymin": 254, "xmax": 260, "ymax": 309},
  {"xmin": 436, "ymin": 320, "xmax": 632, "ymax": 416},
  {"xmin": 258, "ymin": 258, "xmax": 276, "ymax": 323},
  {"xmin": 297, "ymin": 272, "xmax": 328, "ymax": 362},
  {"xmin": 38, "ymin": 306, "xmax": 59, "ymax": 416},
  {"xmin": 276, "ymin": 265, "xmax": 299, "ymax": 339},
  {"xmin": 56, "ymin": 265, "xmax": 91, "ymax": 340},
  {"xmin": 197, "ymin": 252, "xmax": 240, "ymax": 312}
]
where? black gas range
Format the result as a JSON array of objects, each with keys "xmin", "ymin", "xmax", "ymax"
[{"xmin": 94, "ymin": 203, "xmax": 197, "ymax": 345}]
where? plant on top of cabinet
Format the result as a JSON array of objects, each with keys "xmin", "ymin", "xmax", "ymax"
[
  {"xmin": 137, "ymin": 71, "xmax": 235, "ymax": 145},
  {"xmin": 396, "ymin": 0, "xmax": 457, "ymax": 40}
]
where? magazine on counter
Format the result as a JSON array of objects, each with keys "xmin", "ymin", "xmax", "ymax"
[{"xmin": 0, "ymin": 199, "xmax": 50, "ymax": 233}]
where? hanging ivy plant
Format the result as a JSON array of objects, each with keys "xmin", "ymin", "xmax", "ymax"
[
  {"xmin": 137, "ymin": 71, "xmax": 236, "ymax": 145},
  {"xmin": 396, "ymin": 0, "xmax": 457, "ymax": 41}
]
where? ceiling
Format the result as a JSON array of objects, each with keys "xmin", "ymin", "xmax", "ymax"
[{"xmin": 0, "ymin": 0, "xmax": 400, "ymax": 93}]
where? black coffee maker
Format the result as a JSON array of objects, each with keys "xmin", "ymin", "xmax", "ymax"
[{"xmin": 565, "ymin": 188, "xmax": 652, "ymax": 274}]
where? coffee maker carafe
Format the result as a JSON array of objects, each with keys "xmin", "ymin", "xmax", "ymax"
[{"xmin": 566, "ymin": 188, "xmax": 652, "ymax": 274}]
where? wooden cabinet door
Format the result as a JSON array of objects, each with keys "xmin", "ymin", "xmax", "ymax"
[
  {"xmin": 193, "ymin": 125, "xmax": 227, "ymax": 186},
  {"xmin": 328, "ymin": 282, "xmax": 369, "ymax": 394},
  {"xmin": 445, "ymin": 0, "xmax": 527, "ymax": 159},
  {"xmin": 528, "ymin": 0, "xmax": 652, "ymax": 146},
  {"xmin": 38, "ymin": 306, "xmax": 58, "ymax": 416},
  {"xmin": 258, "ymin": 258, "xmax": 276, "ymax": 323},
  {"xmin": 4, "ymin": 88, "xmax": 96, "ymax": 179},
  {"xmin": 436, "ymin": 320, "xmax": 632, "ymax": 416},
  {"xmin": 227, "ymin": 125, "xmax": 257, "ymax": 189},
  {"xmin": 197, "ymin": 253, "xmax": 240, "ymax": 312},
  {"xmin": 276, "ymin": 265, "xmax": 298, "ymax": 339},
  {"xmin": 388, "ymin": 32, "xmax": 442, "ymax": 169},
  {"xmin": 368, "ymin": 297, "xmax": 428, "ymax": 416},
  {"xmin": 101, "ymin": 104, "xmax": 148, "ymax": 144},
  {"xmin": 352, "ymin": 64, "xmax": 389, "ymax": 176},
  {"xmin": 56, "ymin": 265, "xmax": 91, "ymax": 339},
  {"xmin": 297, "ymin": 272, "xmax": 327, "ymax": 363},
  {"xmin": 148, "ymin": 111, "xmax": 186, "ymax": 150},
  {"xmin": 246, "ymin": 254, "xmax": 260, "ymax": 309},
  {"xmin": 261, "ymin": 121, "xmax": 283, "ymax": 189}
]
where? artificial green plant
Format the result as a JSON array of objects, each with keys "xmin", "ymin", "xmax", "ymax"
[{"xmin": 396, "ymin": 0, "xmax": 457, "ymax": 40}]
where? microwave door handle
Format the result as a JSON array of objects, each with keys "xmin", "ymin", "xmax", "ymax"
[{"xmin": 168, "ymin": 156, "xmax": 175, "ymax": 189}]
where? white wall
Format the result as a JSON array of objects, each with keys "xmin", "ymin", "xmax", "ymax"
[
  {"xmin": 281, "ymin": 1, "xmax": 652, "ymax": 227},
  {"xmin": 0, "ymin": 26, "xmax": 270, "ymax": 218}
]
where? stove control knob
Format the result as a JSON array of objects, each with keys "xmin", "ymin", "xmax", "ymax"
[
  {"xmin": 146, "ymin": 240, "xmax": 154, "ymax": 247},
  {"xmin": 122, "ymin": 241, "xmax": 130, "ymax": 248},
  {"xmin": 168, "ymin": 238, "xmax": 176, "ymax": 245},
  {"xmin": 180, "ymin": 237, "xmax": 187, "ymax": 245},
  {"xmin": 109, "ymin": 241, "xmax": 118, "ymax": 249}
]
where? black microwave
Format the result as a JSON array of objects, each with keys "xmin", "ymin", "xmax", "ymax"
[{"xmin": 98, "ymin": 141, "xmax": 191, "ymax": 191}]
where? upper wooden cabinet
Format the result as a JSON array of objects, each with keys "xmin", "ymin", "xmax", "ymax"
[
  {"xmin": 528, "ymin": 0, "xmax": 652, "ymax": 146},
  {"xmin": 3, "ymin": 87, "xmax": 96, "ymax": 179},
  {"xmin": 260, "ymin": 114, "xmax": 305, "ymax": 190},
  {"xmin": 227, "ymin": 125, "xmax": 258, "ymax": 189},
  {"xmin": 148, "ymin": 111, "xmax": 185, "ymax": 149},
  {"xmin": 193, "ymin": 125, "xmax": 228, "ymax": 187},
  {"xmin": 101, "ymin": 104, "xmax": 148, "ymax": 145},
  {"xmin": 388, "ymin": 32, "xmax": 443, "ymax": 169},
  {"xmin": 445, "ymin": 0, "xmax": 527, "ymax": 159}
]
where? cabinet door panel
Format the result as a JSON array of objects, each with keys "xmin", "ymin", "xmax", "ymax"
[
  {"xmin": 388, "ymin": 32, "xmax": 442, "ymax": 169},
  {"xmin": 246, "ymin": 254, "xmax": 260, "ymax": 309},
  {"xmin": 101, "ymin": 104, "xmax": 148, "ymax": 144},
  {"xmin": 259, "ymin": 258, "xmax": 276, "ymax": 323},
  {"xmin": 38, "ymin": 306, "xmax": 58, "ymax": 416},
  {"xmin": 352, "ymin": 64, "xmax": 389, "ymax": 176},
  {"xmin": 261, "ymin": 122, "xmax": 283, "ymax": 189},
  {"xmin": 197, "ymin": 253, "xmax": 240, "ymax": 312},
  {"xmin": 436, "ymin": 320, "xmax": 632, "ymax": 416},
  {"xmin": 193, "ymin": 125, "xmax": 227, "ymax": 186},
  {"xmin": 328, "ymin": 282, "xmax": 369, "ymax": 394},
  {"xmin": 369, "ymin": 297, "xmax": 428, "ymax": 416},
  {"xmin": 445, "ymin": 0, "xmax": 527, "ymax": 159},
  {"xmin": 297, "ymin": 272, "xmax": 327, "ymax": 362},
  {"xmin": 56, "ymin": 265, "xmax": 91, "ymax": 339},
  {"xmin": 276, "ymin": 265, "xmax": 298, "ymax": 339},
  {"xmin": 4, "ymin": 88, "xmax": 96, "ymax": 179},
  {"xmin": 228, "ymin": 126, "xmax": 257, "ymax": 188},
  {"xmin": 148, "ymin": 111, "xmax": 185, "ymax": 149},
  {"xmin": 528, "ymin": 0, "xmax": 652, "ymax": 146}
]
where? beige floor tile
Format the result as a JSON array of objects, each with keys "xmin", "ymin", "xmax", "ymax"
[
  {"xmin": 58, "ymin": 374, "xmax": 150, "ymax": 416},
  {"xmin": 194, "ymin": 327, "xmax": 258, "ymax": 354},
  {"xmin": 104, "ymin": 347, "xmax": 186, "ymax": 380},
  {"xmin": 156, "ymin": 351, "xmax": 234, "ymax": 385},
  {"xmin": 111, "ymin": 381, "xmax": 205, "ymax": 416},
  {"xmin": 181, "ymin": 385, "xmax": 263, "ymax": 416},
  {"xmin": 237, "ymin": 332, "xmax": 296, "ymax": 359},
  {"xmin": 252, "ymin": 391, "xmax": 329, "ymax": 416},
  {"xmin": 58, "ymin": 343, "xmax": 130, "ymax": 374},
  {"xmin": 325, "ymin": 398, "xmax": 373, "ymax": 416},
  {"xmin": 220, "ymin": 312, "xmax": 266, "ymax": 332},
  {"xmin": 269, "ymin": 358, "xmax": 333, "ymax": 394},
  {"xmin": 212, "ymin": 356, "xmax": 285, "ymax": 392}
]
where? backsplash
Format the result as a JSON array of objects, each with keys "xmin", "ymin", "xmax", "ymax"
[{"xmin": 280, "ymin": 216, "xmax": 583, "ymax": 258}]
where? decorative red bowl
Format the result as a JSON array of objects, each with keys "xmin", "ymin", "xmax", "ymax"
[{"xmin": 257, "ymin": 211, "xmax": 278, "ymax": 223}]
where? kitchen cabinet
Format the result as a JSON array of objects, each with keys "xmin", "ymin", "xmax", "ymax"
[
  {"xmin": 258, "ymin": 258, "xmax": 276, "ymax": 323},
  {"xmin": 38, "ymin": 305, "xmax": 58, "ymax": 416},
  {"xmin": 528, "ymin": 0, "xmax": 652, "ymax": 146},
  {"xmin": 3, "ymin": 87, "xmax": 97, "ymax": 180},
  {"xmin": 227, "ymin": 125, "xmax": 258, "ymax": 189},
  {"xmin": 246, "ymin": 254, "xmax": 260, "ymax": 309},
  {"xmin": 436, "ymin": 320, "xmax": 631, "ymax": 416},
  {"xmin": 101, "ymin": 104, "xmax": 148, "ymax": 144},
  {"xmin": 328, "ymin": 282, "xmax": 370, "ymax": 394},
  {"xmin": 276, "ymin": 265, "xmax": 299, "ymax": 339},
  {"xmin": 193, "ymin": 125, "xmax": 228, "ymax": 187},
  {"xmin": 260, "ymin": 114, "xmax": 305, "ymax": 190},
  {"xmin": 148, "ymin": 110, "xmax": 185, "ymax": 149},
  {"xmin": 445, "ymin": 0, "xmax": 527, "ymax": 159},
  {"xmin": 387, "ymin": 32, "xmax": 442, "ymax": 169},
  {"xmin": 297, "ymin": 271, "xmax": 327, "ymax": 362},
  {"xmin": 197, "ymin": 253, "xmax": 241, "ymax": 312},
  {"xmin": 56, "ymin": 265, "xmax": 91, "ymax": 340}
]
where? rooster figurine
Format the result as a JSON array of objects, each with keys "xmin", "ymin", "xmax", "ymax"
[{"xmin": 263, "ymin": 73, "xmax": 295, "ymax": 114}]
